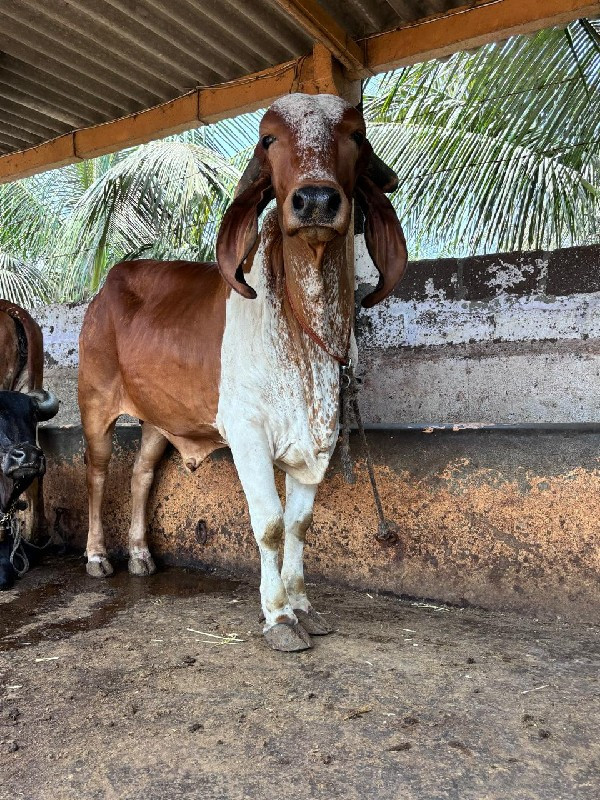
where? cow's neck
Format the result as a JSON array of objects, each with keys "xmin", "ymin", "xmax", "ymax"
[
  {"xmin": 278, "ymin": 232, "xmax": 353, "ymax": 366},
  {"xmin": 260, "ymin": 213, "xmax": 354, "ymax": 451}
]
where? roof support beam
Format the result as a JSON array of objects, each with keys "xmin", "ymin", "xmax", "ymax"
[
  {"xmin": 0, "ymin": 0, "xmax": 598, "ymax": 182},
  {"xmin": 365, "ymin": 0, "xmax": 600, "ymax": 71},
  {"xmin": 270, "ymin": 0, "xmax": 368, "ymax": 75}
]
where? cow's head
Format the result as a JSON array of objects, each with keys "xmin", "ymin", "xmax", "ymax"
[
  {"xmin": 216, "ymin": 93, "xmax": 407, "ymax": 308},
  {"xmin": 0, "ymin": 390, "xmax": 58, "ymax": 512}
]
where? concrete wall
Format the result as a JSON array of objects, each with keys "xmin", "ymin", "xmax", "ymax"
[
  {"xmin": 35, "ymin": 239, "xmax": 600, "ymax": 427},
  {"xmin": 355, "ymin": 239, "xmax": 600, "ymax": 425},
  {"xmin": 40, "ymin": 425, "xmax": 600, "ymax": 623},
  {"xmin": 31, "ymin": 242, "xmax": 600, "ymax": 621}
]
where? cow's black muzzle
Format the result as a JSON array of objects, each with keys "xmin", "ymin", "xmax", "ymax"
[{"xmin": 2, "ymin": 443, "xmax": 46, "ymax": 480}]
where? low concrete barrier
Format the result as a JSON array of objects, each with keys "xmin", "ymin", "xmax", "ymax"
[
  {"xmin": 33, "ymin": 240, "xmax": 600, "ymax": 621},
  {"xmin": 40, "ymin": 424, "xmax": 600, "ymax": 622}
]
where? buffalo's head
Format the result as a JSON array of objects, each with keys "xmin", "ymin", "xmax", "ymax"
[{"xmin": 0, "ymin": 390, "xmax": 58, "ymax": 512}]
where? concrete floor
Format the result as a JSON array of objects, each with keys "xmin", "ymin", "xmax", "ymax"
[{"xmin": 0, "ymin": 556, "xmax": 599, "ymax": 800}]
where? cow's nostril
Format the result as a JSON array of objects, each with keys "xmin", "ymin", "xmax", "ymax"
[
  {"xmin": 327, "ymin": 192, "xmax": 341, "ymax": 215},
  {"xmin": 292, "ymin": 192, "xmax": 305, "ymax": 211},
  {"xmin": 292, "ymin": 186, "xmax": 342, "ymax": 222},
  {"xmin": 4, "ymin": 444, "xmax": 44, "ymax": 476},
  {"xmin": 10, "ymin": 448, "xmax": 26, "ymax": 465}
]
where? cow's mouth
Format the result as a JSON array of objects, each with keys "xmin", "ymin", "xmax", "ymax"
[
  {"xmin": 296, "ymin": 225, "xmax": 339, "ymax": 245},
  {"xmin": 8, "ymin": 465, "xmax": 44, "ymax": 481}
]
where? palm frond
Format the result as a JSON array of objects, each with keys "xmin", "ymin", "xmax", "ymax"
[
  {"xmin": 47, "ymin": 138, "xmax": 239, "ymax": 301},
  {"xmin": 0, "ymin": 251, "xmax": 50, "ymax": 307},
  {"xmin": 365, "ymin": 19, "xmax": 600, "ymax": 257}
]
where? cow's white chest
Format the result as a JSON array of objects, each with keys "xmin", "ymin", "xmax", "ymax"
[{"xmin": 216, "ymin": 239, "xmax": 340, "ymax": 485}]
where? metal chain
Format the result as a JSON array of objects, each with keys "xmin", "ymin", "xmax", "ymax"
[{"xmin": 340, "ymin": 363, "xmax": 400, "ymax": 546}]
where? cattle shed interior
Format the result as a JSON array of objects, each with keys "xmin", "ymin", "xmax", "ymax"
[
  {"xmin": 0, "ymin": 0, "xmax": 598, "ymax": 607},
  {"xmin": 1, "ymin": 0, "xmax": 599, "ymax": 611},
  {"xmin": 1, "ymin": 2, "xmax": 600, "ymax": 798}
]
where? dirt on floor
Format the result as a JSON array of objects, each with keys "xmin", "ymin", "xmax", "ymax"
[{"xmin": 0, "ymin": 556, "xmax": 598, "ymax": 800}]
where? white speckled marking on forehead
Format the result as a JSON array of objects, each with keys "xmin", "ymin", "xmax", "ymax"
[
  {"xmin": 271, "ymin": 93, "xmax": 351, "ymax": 180},
  {"xmin": 272, "ymin": 94, "xmax": 350, "ymax": 148}
]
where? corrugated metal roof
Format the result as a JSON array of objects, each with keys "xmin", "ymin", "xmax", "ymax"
[{"xmin": 0, "ymin": 0, "xmax": 464, "ymax": 155}]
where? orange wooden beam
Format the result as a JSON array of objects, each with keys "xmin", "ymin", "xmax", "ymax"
[
  {"xmin": 0, "ymin": 0, "xmax": 598, "ymax": 183},
  {"xmin": 270, "ymin": 0, "xmax": 367, "ymax": 75},
  {"xmin": 0, "ymin": 59, "xmax": 314, "ymax": 183},
  {"xmin": 365, "ymin": 0, "xmax": 600, "ymax": 71},
  {"xmin": 0, "ymin": 134, "xmax": 76, "ymax": 182}
]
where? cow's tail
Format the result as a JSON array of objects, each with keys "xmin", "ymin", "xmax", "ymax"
[{"xmin": 0, "ymin": 300, "xmax": 44, "ymax": 392}]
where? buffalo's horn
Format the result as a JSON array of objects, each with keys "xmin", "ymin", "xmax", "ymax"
[{"xmin": 28, "ymin": 390, "xmax": 60, "ymax": 421}]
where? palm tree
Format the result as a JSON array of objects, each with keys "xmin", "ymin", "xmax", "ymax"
[
  {"xmin": 364, "ymin": 18, "xmax": 600, "ymax": 259},
  {"xmin": 0, "ymin": 19, "xmax": 599, "ymax": 304},
  {"xmin": 46, "ymin": 132, "xmax": 241, "ymax": 302},
  {"xmin": 0, "ymin": 251, "xmax": 49, "ymax": 307},
  {"xmin": 0, "ymin": 129, "xmax": 246, "ymax": 303}
]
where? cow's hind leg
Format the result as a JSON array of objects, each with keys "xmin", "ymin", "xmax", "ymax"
[
  {"xmin": 128, "ymin": 423, "xmax": 168, "ymax": 576},
  {"xmin": 84, "ymin": 418, "xmax": 117, "ymax": 577},
  {"xmin": 229, "ymin": 432, "xmax": 311, "ymax": 651},
  {"xmin": 282, "ymin": 474, "xmax": 333, "ymax": 635}
]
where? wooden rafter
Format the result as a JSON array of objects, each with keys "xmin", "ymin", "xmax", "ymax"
[
  {"xmin": 270, "ymin": 0, "xmax": 367, "ymax": 75},
  {"xmin": 0, "ymin": 0, "xmax": 598, "ymax": 183},
  {"xmin": 365, "ymin": 0, "xmax": 600, "ymax": 71}
]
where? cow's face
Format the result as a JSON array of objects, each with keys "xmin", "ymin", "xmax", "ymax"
[
  {"xmin": 258, "ymin": 95, "xmax": 364, "ymax": 243},
  {"xmin": 0, "ymin": 391, "xmax": 57, "ymax": 511},
  {"xmin": 216, "ymin": 93, "xmax": 408, "ymax": 308}
]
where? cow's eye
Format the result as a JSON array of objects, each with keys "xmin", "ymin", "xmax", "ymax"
[
  {"xmin": 351, "ymin": 131, "xmax": 365, "ymax": 147},
  {"xmin": 261, "ymin": 134, "xmax": 275, "ymax": 150}
]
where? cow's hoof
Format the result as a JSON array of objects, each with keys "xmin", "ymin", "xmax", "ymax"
[
  {"xmin": 264, "ymin": 621, "xmax": 312, "ymax": 652},
  {"xmin": 294, "ymin": 608, "xmax": 334, "ymax": 636},
  {"xmin": 86, "ymin": 556, "xmax": 113, "ymax": 578},
  {"xmin": 128, "ymin": 551, "xmax": 156, "ymax": 577}
]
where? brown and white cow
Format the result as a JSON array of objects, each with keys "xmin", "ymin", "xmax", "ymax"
[
  {"xmin": 78, "ymin": 94, "xmax": 407, "ymax": 650},
  {"xmin": 0, "ymin": 301, "xmax": 59, "ymax": 589}
]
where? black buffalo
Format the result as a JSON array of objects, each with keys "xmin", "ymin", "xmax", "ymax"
[{"xmin": 0, "ymin": 301, "xmax": 58, "ymax": 589}]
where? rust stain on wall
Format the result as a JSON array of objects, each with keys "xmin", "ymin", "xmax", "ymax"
[{"xmin": 41, "ymin": 428, "xmax": 600, "ymax": 623}]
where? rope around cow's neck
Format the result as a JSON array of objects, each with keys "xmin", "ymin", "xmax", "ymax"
[{"xmin": 339, "ymin": 363, "xmax": 399, "ymax": 546}]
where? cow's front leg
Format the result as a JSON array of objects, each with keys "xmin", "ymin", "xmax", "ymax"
[
  {"xmin": 229, "ymin": 431, "xmax": 311, "ymax": 651},
  {"xmin": 281, "ymin": 474, "xmax": 333, "ymax": 636}
]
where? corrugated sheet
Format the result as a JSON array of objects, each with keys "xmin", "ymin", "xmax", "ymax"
[{"xmin": 0, "ymin": 0, "xmax": 463, "ymax": 155}]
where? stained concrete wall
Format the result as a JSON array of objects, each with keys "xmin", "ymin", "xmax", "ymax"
[
  {"xmin": 40, "ymin": 425, "xmax": 600, "ymax": 623},
  {"xmin": 31, "ymin": 242, "xmax": 600, "ymax": 621},
  {"xmin": 355, "ymin": 239, "xmax": 600, "ymax": 425},
  {"xmin": 34, "ymin": 240, "xmax": 600, "ymax": 427}
]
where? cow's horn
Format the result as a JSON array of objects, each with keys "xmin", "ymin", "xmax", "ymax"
[
  {"xmin": 28, "ymin": 390, "xmax": 60, "ymax": 421},
  {"xmin": 365, "ymin": 151, "xmax": 399, "ymax": 193}
]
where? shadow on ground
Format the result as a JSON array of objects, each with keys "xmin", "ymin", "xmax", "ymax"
[{"xmin": 0, "ymin": 556, "xmax": 598, "ymax": 800}]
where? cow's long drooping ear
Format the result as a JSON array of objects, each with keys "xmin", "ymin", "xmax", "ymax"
[
  {"xmin": 233, "ymin": 156, "xmax": 261, "ymax": 198},
  {"xmin": 216, "ymin": 147, "xmax": 273, "ymax": 299},
  {"xmin": 354, "ymin": 173, "xmax": 408, "ymax": 308}
]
